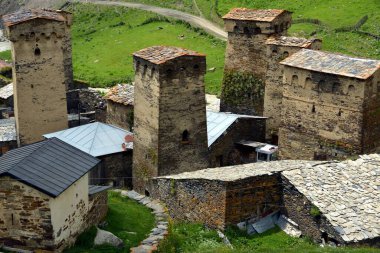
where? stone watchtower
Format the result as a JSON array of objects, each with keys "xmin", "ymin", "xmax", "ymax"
[
  {"xmin": 220, "ymin": 8, "xmax": 292, "ymax": 115},
  {"xmin": 132, "ymin": 46, "xmax": 209, "ymax": 194},
  {"xmin": 2, "ymin": 9, "xmax": 72, "ymax": 146}
]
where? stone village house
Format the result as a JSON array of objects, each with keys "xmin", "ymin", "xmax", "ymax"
[{"xmin": 0, "ymin": 137, "xmax": 110, "ymax": 252}]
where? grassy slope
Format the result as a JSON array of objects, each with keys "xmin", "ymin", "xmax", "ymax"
[
  {"xmin": 65, "ymin": 3, "xmax": 225, "ymax": 94},
  {"xmin": 65, "ymin": 192, "xmax": 155, "ymax": 252},
  {"xmin": 159, "ymin": 224, "xmax": 380, "ymax": 253},
  {"xmin": 0, "ymin": 51, "xmax": 11, "ymax": 61},
  {"xmin": 124, "ymin": 0, "xmax": 195, "ymax": 14}
]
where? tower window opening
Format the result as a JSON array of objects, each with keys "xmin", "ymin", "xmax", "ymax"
[
  {"xmin": 34, "ymin": 47, "xmax": 41, "ymax": 56},
  {"xmin": 182, "ymin": 130, "xmax": 189, "ymax": 143},
  {"xmin": 312, "ymin": 105, "xmax": 316, "ymax": 113}
]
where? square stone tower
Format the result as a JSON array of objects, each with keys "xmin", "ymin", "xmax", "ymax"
[
  {"xmin": 264, "ymin": 36, "xmax": 321, "ymax": 143},
  {"xmin": 2, "ymin": 9, "xmax": 72, "ymax": 146},
  {"xmin": 279, "ymin": 49, "xmax": 380, "ymax": 160},
  {"xmin": 132, "ymin": 46, "xmax": 209, "ymax": 194},
  {"xmin": 220, "ymin": 8, "xmax": 292, "ymax": 115}
]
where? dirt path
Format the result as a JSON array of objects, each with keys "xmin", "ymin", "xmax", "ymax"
[{"xmin": 75, "ymin": 0, "xmax": 227, "ymax": 40}]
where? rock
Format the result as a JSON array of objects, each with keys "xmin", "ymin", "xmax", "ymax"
[
  {"xmin": 94, "ymin": 228, "xmax": 124, "ymax": 248},
  {"xmin": 208, "ymin": 67, "xmax": 216, "ymax": 72}
]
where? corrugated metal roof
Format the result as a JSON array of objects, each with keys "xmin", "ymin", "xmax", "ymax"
[
  {"xmin": 89, "ymin": 185, "xmax": 112, "ymax": 195},
  {"xmin": 222, "ymin": 8, "xmax": 288, "ymax": 22},
  {"xmin": 2, "ymin": 9, "xmax": 67, "ymax": 27},
  {"xmin": 0, "ymin": 118, "xmax": 16, "ymax": 142},
  {"xmin": 281, "ymin": 49, "xmax": 380, "ymax": 79},
  {"xmin": 44, "ymin": 122, "xmax": 133, "ymax": 157},
  {"xmin": 206, "ymin": 111, "xmax": 265, "ymax": 147},
  {"xmin": 0, "ymin": 138, "xmax": 100, "ymax": 197},
  {"xmin": 0, "ymin": 83, "xmax": 13, "ymax": 100},
  {"xmin": 133, "ymin": 46, "xmax": 205, "ymax": 65}
]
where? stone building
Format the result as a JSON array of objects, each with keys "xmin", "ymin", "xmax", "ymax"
[
  {"xmin": 0, "ymin": 137, "xmax": 110, "ymax": 252},
  {"xmin": 132, "ymin": 46, "xmax": 209, "ymax": 194},
  {"xmin": 220, "ymin": 8, "xmax": 292, "ymax": 115},
  {"xmin": 264, "ymin": 37, "xmax": 321, "ymax": 142},
  {"xmin": 0, "ymin": 82, "xmax": 13, "ymax": 116},
  {"xmin": 2, "ymin": 9, "xmax": 73, "ymax": 146},
  {"xmin": 0, "ymin": 118, "xmax": 17, "ymax": 155},
  {"xmin": 153, "ymin": 154, "xmax": 380, "ymax": 247},
  {"xmin": 44, "ymin": 122, "xmax": 133, "ymax": 187},
  {"xmin": 104, "ymin": 83, "xmax": 134, "ymax": 131},
  {"xmin": 279, "ymin": 49, "xmax": 380, "ymax": 160}
]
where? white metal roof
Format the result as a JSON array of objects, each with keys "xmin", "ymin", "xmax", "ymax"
[
  {"xmin": 207, "ymin": 111, "xmax": 265, "ymax": 147},
  {"xmin": 44, "ymin": 122, "xmax": 133, "ymax": 157}
]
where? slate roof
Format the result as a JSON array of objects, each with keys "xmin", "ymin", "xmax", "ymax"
[
  {"xmin": 133, "ymin": 46, "xmax": 205, "ymax": 65},
  {"xmin": 222, "ymin": 8, "xmax": 288, "ymax": 22},
  {"xmin": 2, "ymin": 9, "xmax": 67, "ymax": 27},
  {"xmin": 104, "ymin": 83, "xmax": 134, "ymax": 106},
  {"xmin": 282, "ymin": 154, "xmax": 380, "ymax": 243},
  {"xmin": 0, "ymin": 118, "xmax": 16, "ymax": 142},
  {"xmin": 281, "ymin": 49, "xmax": 380, "ymax": 79},
  {"xmin": 207, "ymin": 111, "xmax": 265, "ymax": 147},
  {"xmin": 266, "ymin": 36, "xmax": 319, "ymax": 48},
  {"xmin": 89, "ymin": 185, "xmax": 112, "ymax": 195},
  {"xmin": 0, "ymin": 138, "xmax": 100, "ymax": 197},
  {"xmin": 0, "ymin": 83, "xmax": 13, "ymax": 100},
  {"xmin": 44, "ymin": 122, "xmax": 133, "ymax": 157}
]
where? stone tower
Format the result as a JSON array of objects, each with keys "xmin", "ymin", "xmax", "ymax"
[
  {"xmin": 264, "ymin": 36, "xmax": 321, "ymax": 143},
  {"xmin": 2, "ymin": 9, "xmax": 72, "ymax": 146},
  {"xmin": 132, "ymin": 46, "xmax": 209, "ymax": 194},
  {"xmin": 279, "ymin": 49, "xmax": 380, "ymax": 160},
  {"xmin": 220, "ymin": 8, "xmax": 292, "ymax": 115}
]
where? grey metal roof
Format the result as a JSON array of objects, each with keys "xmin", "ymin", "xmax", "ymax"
[
  {"xmin": 0, "ymin": 118, "xmax": 16, "ymax": 142},
  {"xmin": 0, "ymin": 138, "xmax": 100, "ymax": 197},
  {"xmin": 44, "ymin": 122, "xmax": 133, "ymax": 157},
  {"xmin": 89, "ymin": 185, "xmax": 112, "ymax": 195},
  {"xmin": 0, "ymin": 83, "xmax": 13, "ymax": 100},
  {"xmin": 281, "ymin": 49, "xmax": 380, "ymax": 79},
  {"xmin": 207, "ymin": 111, "xmax": 265, "ymax": 147}
]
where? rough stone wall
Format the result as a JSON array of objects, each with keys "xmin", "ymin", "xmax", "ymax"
[
  {"xmin": 279, "ymin": 67, "xmax": 365, "ymax": 160},
  {"xmin": 133, "ymin": 55, "xmax": 209, "ymax": 194},
  {"xmin": 106, "ymin": 101, "xmax": 134, "ymax": 131},
  {"xmin": 87, "ymin": 191, "xmax": 108, "ymax": 228},
  {"xmin": 209, "ymin": 118, "xmax": 266, "ymax": 167},
  {"xmin": 0, "ymin": 140, "xmax": 17, "ymax": 155},
  {"xmin": 66, "ymin": 89, "xmax": 106, "ymax": 114},
  {"xmin": 225, "ymin": 174, "xmax": 282, "ymax": 225},
  {"xmin": 0, "ymin": 176, "xmax": 54, "ymax": 251},
  {"xmin": 362, "ymin": 70, "xmax": 380, "ymax": 154},
  {"xmin": 263, "ymin": 42, "xmax": 321, "ymax": 141},
  {"xmin": 151, "ymin": 178, "xmax": 227, "ymax": 229},
  {"xmin": 5, "ymin": 19, "xmax": 69, "ymax": 146},
  {"xmin": 220, "ymin": 15, "xmax": 291, "ymax": 115}
]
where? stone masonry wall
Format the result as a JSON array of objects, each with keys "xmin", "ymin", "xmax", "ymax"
[
  {"xmin": 152, "ymin": 178, "xmax": 227, "ymax": 229},
  {"xmin": 87, "ymin": 191, "xmax": 108, "ymax": 228},
  {"xmin": 106, "ymin": 101, "xmax": 134, "ymax": 131},
  {"xmin": 279, "ymin": 67, "xmax": 365, "ymax": 160},
  {"xmin": 101, "ymin": 151, "xmax": 132, "ymax": 188},
  {"xmin": 6, "ymin": 19, "xmax": 69, "ymax": 145},
  {"xmin": 209, "ymin": 118, "xmax": 266, "ymax": 167},
  {"xmin": 0, "ymin": 176, "xmax": 54, "ymax": 251}
]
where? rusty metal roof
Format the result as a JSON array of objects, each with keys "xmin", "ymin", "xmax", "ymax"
[
  {"xmin": 133, "ymin": 46, "xmax": 205, "ymax": 65},
  {"xmin": 266, "ymin": 36, "xmax": 319, "ymax": 48},
  {"xmin": 222, "ymin": 8, "xmax": 288, "ymax": 22},
  {"xmin": 2, "ymin": 9, "xmax": 67, "ymax": 27},
  {"xmin": 104, "ymin": 83, "xmax": 134, "ymax": 106},
  {"xmin": 281, "ymin": 49, "xmax": 380, "ymax": 79}
]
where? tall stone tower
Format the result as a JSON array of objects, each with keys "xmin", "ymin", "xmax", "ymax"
[
  {"xmin": 220, "ymin": 8, "xmax": 292, "ymax": 115},
  {"xmin": 2, "ymin": 9, "xmax": 72, "ymax": 146},
  {"xmin": 132, "ymin": 46, "xmax": 209, "ymax": 194}
]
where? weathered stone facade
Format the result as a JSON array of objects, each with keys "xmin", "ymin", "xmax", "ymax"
[
  {"xmin": 3, "ymin": 10, "xmax": 72, "ymax": 146},
  {"xmin": 87, "ymin": 190, "xmax": 109, "ymax": 228},
  {"xmin": 132, "ymin": 46, "xmax": 209, "ymax": 194},
  {"xmin": 264, "ymin": 37, "xmax": 321, "ymax": 141},
  {"xmin": 279, "ymin": 49, "xmax": 380, "ymax": 160},
  {"xmin": 220, "ymin": 9, "xmax": 292, "ymax": 115}
]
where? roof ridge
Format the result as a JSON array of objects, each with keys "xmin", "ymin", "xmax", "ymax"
[{"xmin": 88, "ymin": 122, "xmax": 100, "ymax": 155}]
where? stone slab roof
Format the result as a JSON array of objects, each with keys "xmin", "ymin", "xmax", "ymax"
[
  {"xmin": 0, "ymin": 118, "xmax": 16, "ymax": 142},
  {"xmin": 104, "ymin": 83, "xmax": 134, "ymax": 106},
  {"xmin": 157, "ymin": 160, "xmax": 322, "ymax": 182},
  {"xmin": 282, "ymin": 154, "xmax": 380, "ymax": 243},
  {"xmin": 2, "ymin": 9, "xmax": 67, "ymax": 27},
  {"xmin": 222, "ymin": 8, "xmax": 288, "ymax": 22},
  {"xmin": 281, "ymin": 49, "xmax": 380, "ymax": 79},
  {"xmin": 0, "ymin": 83, "xmax": 13, "ymax": 100},
  {"xmin": 266, "ymin": 36, "xmax": 319, "ymax": 48},
  {"xmin": 133, "ymin": 46, "xmax": 205, "ymax": 65}
]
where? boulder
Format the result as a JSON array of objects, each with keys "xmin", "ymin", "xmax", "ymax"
[{"xmin": 94, "ymin": 228, "xmax": 124, "ymax": 248}]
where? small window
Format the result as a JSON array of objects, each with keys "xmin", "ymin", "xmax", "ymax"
[
  {"xmin": 34, "ymin": 47, "xmax": 41, "ymax": 56},
  {"xmin": 254, "ymin": 27, "xmax": 261, "ymax": 34},
  {"xmin": 348, "ymin": 85, "xmax": 355, "ymax": 94},
  {"xmin": 305, "ymin": 77, "xmax": 313, "ymax": 89},
  {"xmin": 243, "ymin": 27, "xmax": 250, "ymax": 34},
  {"xmin": 291, "ymin": 75, "xmax": 299, "ymax": 86},
  {"xmin": 193, "ymin": 64, "xmax": 199, "ymax": 70},
  {"xmin": 233, "ymin": 25, "xmax": 239, "ymax": 33},
  {"xmin": 145, "ymin": 189, "xmax": 150, "ymax": 197},
  {"xmin": 312, "ymin": 105, "xmax": 316, "ymax": 113},
  {"xmin": 338, "ymin": 109, "xmax": 342, "ymax": 116},
  {"xmin": 182, "ymin": 130, "xmax": 189, "ymax": 143},
  {"xmin": 332, "ymin": 82, "xmax": 340, "ymax": 93},
  {"xmin": 282, "ymin": 51, "xmax": 289, "ymax": 59},
  {"xmin": 318, "ymin": 80, "xmax": 325, "ymax": 92}
]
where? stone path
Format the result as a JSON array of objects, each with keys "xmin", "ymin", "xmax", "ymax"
[{"xmin": 115, "ymin": 190, "xmax": 169, "ymax": 253}]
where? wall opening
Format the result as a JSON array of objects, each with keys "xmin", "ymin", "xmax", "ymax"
[
  {"xmin": 243, "ymin": 27, "xmax": 250, "ymax": 34},
  {"xmin": 348, "ymin": 85, "xmax": 355, "ymax": 95},
  {"xmin": 312, "ymin": 105, "xmax": 316, "ymax": 113},
  {"xmin": 338, "ymin": 109, "xmax": 342, "ymax": 116},
  {"xmin": 34, "ymin": 47, "xmax": 41, "ymax": 56},
  {"xmin": 332, "ymin": 82, "xmax": 340, "ymax": 93},
  {"xmin": 305, "ymin": 77, "xmax": 313, "ymax": 89},
  {"xmin": 182, "ymin": 130, "xmax": 189, "ymax": 143},
  {"xmin": 291, "ymin": 75, "xmax": 299, "ymax": 86},
  {"xmin": 145, "ymin": 189, "xmax": 150, "ymax": 197},
  {"xmin": 318, "ymin": 80, "xmax": 325, "ymax": 92},
  {"xmin": 254, "ymin": 27, "xmax": 261, "ymax": 34}
]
